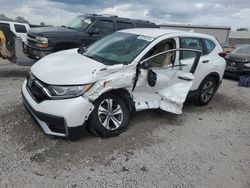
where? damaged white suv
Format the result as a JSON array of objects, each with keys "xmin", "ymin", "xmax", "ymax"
[{"xmin": 22, "ymin": 28, "xmax": 226, "ymax": 139}]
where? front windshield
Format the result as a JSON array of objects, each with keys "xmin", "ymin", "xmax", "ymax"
[
  {"xmin": 232, "ymin": 45, "xmax": 250, "ymax": 55},
  {"xmin": 64, "ymin": 16, "xmax": 93, "ymax": 30},
  {"xmin": 82, "ymin": 32, "xmax": 154, "ymax": 65}
]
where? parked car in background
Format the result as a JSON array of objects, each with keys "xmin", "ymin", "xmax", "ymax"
[
  {"xmin": 0, "ymin": 21, "xmax": 30, "ymax": 43},
  {"xmin": 24, "ymin": 14, "xmax": 159, "ymax": 60},
  {"xmin": 22, "ymin": 29, "xmax": 225, "ymax": 139},
  {"xmin": 224, "ymin": 44, "xmax": 250, "ymax": 78}
]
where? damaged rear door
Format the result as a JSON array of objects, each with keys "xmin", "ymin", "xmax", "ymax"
[{"xmin": 132, "ymin": 48, "xmax": 201, "ymax": 114}]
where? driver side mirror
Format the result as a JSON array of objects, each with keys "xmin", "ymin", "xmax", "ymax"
[{"xmin": 88, "ymin": 27, "xmax": 100, "ymax": 35}]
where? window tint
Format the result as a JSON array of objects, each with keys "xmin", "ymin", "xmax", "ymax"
[
  {"xmin": 142, "ymin": 39, "xmax": 176, "ymax": 67},
  {"xmin": 117, "ymin": 22, "xmax": 133, "ymax": 30},
  {"xmin": 0, "ymin": 23, "xmax": 10, "ymax": 31},
  {"xmin": 94, "ymin": 20, "xmax": 114, "ymax": 34},
  {"xmin": 14, "ymin": 24, "xmax": 27, "ymax": 33},
  {"xmin": 180, "ymin": 37, "xmax": 202, "ymax": 60},
  {"xmin": 204, "ymin": 39, "xmax": 215, "ymax": 55},
  {"xmin": 136, "ymin": 22, "xmax": 157, "ymax": 28}
]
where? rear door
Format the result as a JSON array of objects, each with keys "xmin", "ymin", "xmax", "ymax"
[{"xmin": 179, "ymin": 37, "xmax": 212, "ymax": 90}]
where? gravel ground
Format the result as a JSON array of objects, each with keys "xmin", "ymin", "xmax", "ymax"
[{"xmin": 0, "ymin": 59, "xmax": 249, "ymax": 188}]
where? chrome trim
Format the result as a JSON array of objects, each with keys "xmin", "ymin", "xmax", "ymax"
[
  {"xmin": 34, "ymin": 80, "xmax": 53, "ymax": 98},
  {"xmin": 27, "ymin": 36, "xmax": 38, "ymax": 42}
]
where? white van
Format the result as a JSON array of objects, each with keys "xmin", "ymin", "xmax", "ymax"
[{"xmin": 0, "ymin": 21, "xmax": 30, "ymax": 43}]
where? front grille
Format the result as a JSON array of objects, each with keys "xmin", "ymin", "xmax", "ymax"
[
  {"xmin": 27, "ymin": 76, "xmax": 50, "ymax": 103},
  {"xmin": 226, "ymin": 60, "xmax": 244, "ymax": 69},
  {"xmin": 27, "ymin": 34, "xmax": 36, "ymax": 39}
]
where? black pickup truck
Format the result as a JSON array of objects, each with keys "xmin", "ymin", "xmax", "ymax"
[{"xmin": 24, "ymin": 14, "xmax": 158, "ymax": 60}]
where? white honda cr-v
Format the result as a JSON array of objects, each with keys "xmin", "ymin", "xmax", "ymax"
[{"xmin": 22, "ymin": 28, "xmax": 226, "ymax": 139}]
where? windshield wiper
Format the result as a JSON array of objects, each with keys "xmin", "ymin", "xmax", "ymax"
[
  {"xmin": 77, "ymin": 47, "xmax": 87, "ymax": 54},
  {"xmin": 84, "ymin": 54, "xmax": 108, "ymax": 65}
]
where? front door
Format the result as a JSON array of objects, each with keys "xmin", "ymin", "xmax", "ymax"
[
  {"xmin": 132, "ymin": 38, "xmax": 201, "ymax": 114},
  {"xmin": 86, "ymin": 20, "xmax": 114, "ymax": 45}
]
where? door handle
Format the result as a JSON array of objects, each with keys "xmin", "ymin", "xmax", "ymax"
[
  {"xmin": 202, "ymin": 60, "xmax": 209, "ymax": 63},
  {"xmin": 178, "ymin": 75, "xmax": 193, "ymax": 81}
]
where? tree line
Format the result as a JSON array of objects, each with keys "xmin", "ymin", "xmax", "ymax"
[{"xmin": 0, "ymin": 13, "xmax": 53, "ymax": 26}]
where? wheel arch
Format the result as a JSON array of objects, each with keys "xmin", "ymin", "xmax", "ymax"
[
  {"xmin": 203, "ymin": 72, "xmax": 221, "ymax": 92},
  {"xmin": 94, "ymin": 88, "xmax": 135, "ymax": 115}
]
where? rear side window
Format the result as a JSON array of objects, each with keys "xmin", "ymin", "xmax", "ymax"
[
  {"xmin": 94, "ymin": 20, "xmax": 114, "ymax": 34},
  {"xmin": 180, "ymin": 37, "xmax": 203, "ymax": 60},
  {"xmin": 117, "ymin": 22, "xmax": 133, "ymax": 30},
  {"xmin": 203, "ymin": 39, "xmax": 215, "ymax": 55},
  {"xmin": 14, "ymin": 24, "xmax": 27, "ymax": 33},
  {"xmin": 136, "ymin": 22, "xmax": 157, "ymax": 28},
  {"xmin": 0, "ymin": 23, "xmax": 10, "ymax": 30}
]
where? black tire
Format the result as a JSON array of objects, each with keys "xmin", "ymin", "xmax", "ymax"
[
  {"xmin": 87, "ymin": 93, "xmax": 130, "ymax": 137},
  {"xmin": 196, "ymin": 76, "xmax": 216, "ymax": 106}
]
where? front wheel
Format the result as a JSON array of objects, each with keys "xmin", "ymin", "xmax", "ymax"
[
  {"xmin": 196, "ymin": 76, "xmax": 216, "ymax": 106},
  {"xmin": 87, "ymin": 93, "xmax": 130, "ymax": 137}
]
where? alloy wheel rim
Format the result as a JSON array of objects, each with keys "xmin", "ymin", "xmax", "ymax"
[
  {"xmin": 201, "ymin": 81, "xmax": 214, "ymax": 103},
  {"xmin": 98, "ymin": 98, "xmax": 123, "ymax": 130}
]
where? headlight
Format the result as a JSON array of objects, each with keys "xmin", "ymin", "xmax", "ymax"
[
  {"xmin": 35, "ymin": 36, "xmax": 48, "ymax": 48},
  {"xmin": 47, "ymin": 84, "xmax": 93, "ymax": 98}
]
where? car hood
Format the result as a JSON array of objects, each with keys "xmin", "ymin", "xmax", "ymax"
[
  {"xmin": 28, "ymin": 26, "xmax": 84, "ymax": 37},
  {"xmin": 227, "ymin": 53, "xmax": 250, "ymax": 63},
  {"xmin": 31, "ymin": 49, "xmax": 106, "ymax": 85}
]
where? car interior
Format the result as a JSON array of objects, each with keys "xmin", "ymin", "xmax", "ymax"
[{"xmin": 142, "ymin": 38, "xmax": 176, "ymax": 68}]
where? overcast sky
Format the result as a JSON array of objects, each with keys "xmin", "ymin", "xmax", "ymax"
[{"xmin": 1, "ymin": 0, "xmax": 250, "ymax": 30}]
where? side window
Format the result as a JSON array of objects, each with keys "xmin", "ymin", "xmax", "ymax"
[
  {"xmin": 142, "ymin": 39, "xmax": 176, "ymax": 68},
  {"xmin": 203, "ymin": 39, "xmax": 215, "ymax": 55},
  {"xmin": 180, "ymin": 37, "xmax": 203, "ymax": 60},
  {"xmin": 117, "ymin": 22, "xmax": 133, "ymax": 30},
  {"xmin": 14, "ymin": 24, "xmax": 27, "ymax": 33},
  {"xmin": 0, "ymin": 23, "xmax": 11, "ymax": 31},
  {"xmin": 94, "ymin": 20, "xmax": 114, "ymax": 34}
]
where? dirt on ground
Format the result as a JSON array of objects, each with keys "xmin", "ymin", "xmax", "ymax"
[{"xmin": 0, "ymin": 59, "xmax": 249, "ymax": 188}]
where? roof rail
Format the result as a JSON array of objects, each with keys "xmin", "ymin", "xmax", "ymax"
[
  {"xmin": 101, "ymin": 14, "xmax": 118, "ymax": 17},
  {"xmin": 83, "ymin": 14, "xmax": 118, "ymax": 17}
]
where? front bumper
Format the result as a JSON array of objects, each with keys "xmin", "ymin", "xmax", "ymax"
[
  {"xmin": 224, "ymin": 68, "xmax": 250, "ymax": 78},
  {"xmin": 24, "ymin": 44, "xmax": 52, "ymax": 60},
  {"xmin": 22, "ymin": 79, "xmax": 94, "ymax": 138}
]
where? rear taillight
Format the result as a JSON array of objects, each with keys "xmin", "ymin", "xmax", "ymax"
[{"xmin": 219, "ymin": 51, "xmax": 227, "ymax": 58}]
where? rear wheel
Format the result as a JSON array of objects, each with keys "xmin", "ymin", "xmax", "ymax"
[
  {"xmin": 88, "ymin": 93, "xmax": 130, "ymax": 137},
  {"xmin": 196, "ymin": 76, "xmax": 216, "ymax": 106}
]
